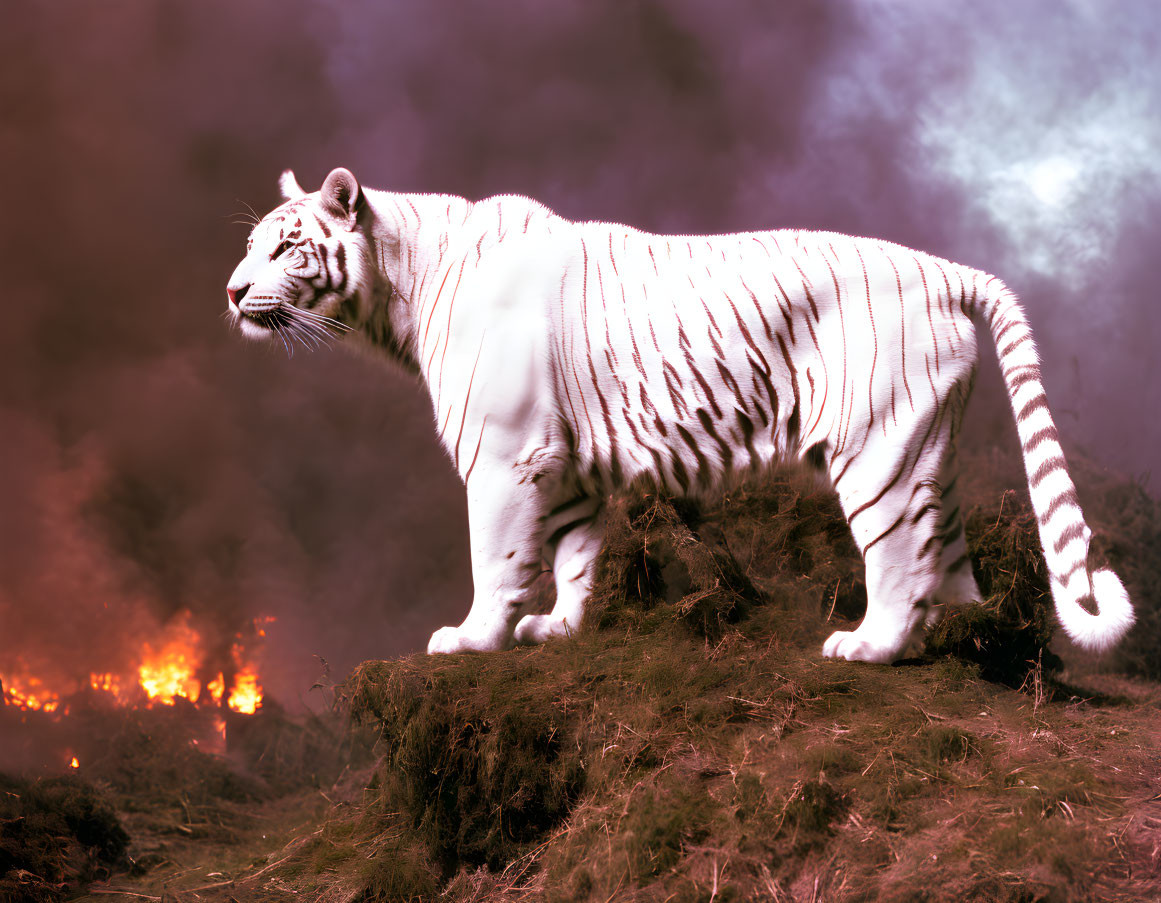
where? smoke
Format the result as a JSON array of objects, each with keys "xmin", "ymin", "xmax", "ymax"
[{"xmin": 0, "ymin": 0, "xmax": 1157, "ymax": 706}]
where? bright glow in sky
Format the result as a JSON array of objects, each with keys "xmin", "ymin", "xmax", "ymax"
[{"xmin": 1023, "ymin": 156, "xmax": 1081, "ymax": 208}]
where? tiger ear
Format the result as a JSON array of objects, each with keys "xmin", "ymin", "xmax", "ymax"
[
  {"xmin": 279, "ymin": 169, "xmax": 306, "ymax": 200},
  {"xmin": 320, "ymin": 167, "xmax": 362, "ymax": 231}
]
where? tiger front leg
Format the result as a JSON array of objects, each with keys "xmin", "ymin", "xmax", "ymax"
[{"xmin": 426, "ymin": 468, "xmax": 550, "ymax": 655}]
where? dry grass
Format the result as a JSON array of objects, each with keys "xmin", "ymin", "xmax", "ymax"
[{"xmin": 49, "ymin": 452, "xmax": 1161, "ymax": 901}]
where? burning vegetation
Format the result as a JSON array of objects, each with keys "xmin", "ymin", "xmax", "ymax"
[{"xmin": 2, "ymin": 611, "xmax": 269, "ymax": 720}]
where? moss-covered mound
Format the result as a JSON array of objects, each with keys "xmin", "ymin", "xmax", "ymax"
[
  {"xmin": 344, "ymin": 657, "xmax": 584, "ymax": 871},
  {"xmin": 310, "ymin": 463, "xmax": 1161, "ymax": 901},
  {"xmin": 0, "ymin": 773, "xmax": 128, "ymax": 903},
  {"xmin": 328, "ymin": 607, "xmax": 1157, "ymax": 902}
]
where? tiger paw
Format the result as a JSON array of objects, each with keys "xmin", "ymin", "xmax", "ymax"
[
  {"xmin": 821, "ymin": 629, "xmax": 898, "ymax": 664},
  {"xmin": 514, "ymin": 614, "xmax": 575, "ymax": 646},
  {"xmin": 426, "ymin": 624, "xmax": 511, "ymax": 654},
  {"xmin": 427, "ymin": 626, "xmax": 467, "ymax": 654}
]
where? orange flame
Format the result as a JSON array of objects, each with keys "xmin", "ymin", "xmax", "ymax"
[
  {"xmin": 1, "ymin": 671, "xmax": 63, "ymax": 713},
  {"xmin": 137, "ymin": 612, "xmax": 202, "ymax": 706},
  {"xmin": 89, "ymin": 672, "xmax": 127, "ymax": 701},
  {"xmin": 227, "ymin": 667, "xmax": 262, "ymax": 714},
  {"xmin": 68, "ymin": 756, "xmax": 79, "ymax": 769},
  {"xmin": 205, "ymin": 673, "xmax": 226, "ymax": 704},
  {"xmin": 3, "ymin": 612, "xmax": 270, "ymax": 715}
]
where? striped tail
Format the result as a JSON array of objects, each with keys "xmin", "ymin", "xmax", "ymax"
[{"xmin": 983, "ymin": 280, "xmax": 1133, "ymax": 651}]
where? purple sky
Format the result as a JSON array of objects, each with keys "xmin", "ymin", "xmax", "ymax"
[{"xmin": 1, "ymin": 0, "xmax": 1157, "ymax": 707}]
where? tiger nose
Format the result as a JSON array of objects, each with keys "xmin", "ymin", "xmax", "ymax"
[{"xmin": 227, "ymin": 283, "xmax": 250, "ymax": 310}]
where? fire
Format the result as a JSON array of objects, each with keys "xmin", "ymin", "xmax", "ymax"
[
  {"xmin": 2, "ymin": 612, "xmax": 272, "ymax": 715},
  {"xmin": 206, "ymin": 673, "xmax": 226, "ymax": 704},
  {"xmin": 1, "ymin": 671, "xmax": 62, "ymax": 713},
  {"xmin": 228, "ymin": 667, "xmax": 262, "ymax": 714},
  {"xmin": 137, "ymin": 612, "xmax": 203, "ymax": 706},
  {"xmin": 89, "ymin": 672, "xmax": 124, "ymax": 698},
  {"xmin": 69, "ymin": 756, "xmax": 79, "ymax": 769}
]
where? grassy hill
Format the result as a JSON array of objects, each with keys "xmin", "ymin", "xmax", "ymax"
[{"xmin": 25, "ymin": 452, "xmax": 1161, "ymax": 902}]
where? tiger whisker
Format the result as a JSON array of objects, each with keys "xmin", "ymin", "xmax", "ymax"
[
  {"xmin": 279, "ymin": 306, "xmax": 344, "ymax": 350},
  {"xmin": 281, "ymin": 308, "xmax": 330, "ymax": 338},
  {"xmin": 270, "ymin": 317, "xmax": 294, "ymax": 358},
  {"xmin": 238, "ymin": 199, "xmax": 263, "ymax": 224},
  {"xmin": 283, "ymin": 306, "xmax": 352, "ymax": 339},
  {"xmin": 284, "ymin": 316, "xmax": 325, "ymax": 351},
  {"xmin": 290, "ymin": 306, "xmax": 352, "ymax": 333}
]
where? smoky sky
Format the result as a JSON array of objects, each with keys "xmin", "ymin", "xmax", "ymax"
[{"xmin": 0, "ymin": 0, "xmax": 1157, "ymax": 707}]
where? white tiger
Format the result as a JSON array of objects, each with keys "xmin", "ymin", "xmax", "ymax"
[{"xmin": 226, "ymin": 167, "xmax": 1134, "ymax": 663}]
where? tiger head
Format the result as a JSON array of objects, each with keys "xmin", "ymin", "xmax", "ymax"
[{"xmin": 226, "ymin": 167, "xmax": 374, "ymax": 347}]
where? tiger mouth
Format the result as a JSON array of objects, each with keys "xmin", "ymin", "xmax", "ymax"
[
  {"xmin": 235, "ymin": 301, "xmax": 352, "ymax": 351},
  {"xmin": 239, "ymin": 307, "xmax": 288, "ymax": 330}
]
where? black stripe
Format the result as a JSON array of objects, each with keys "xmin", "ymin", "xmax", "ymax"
[
  {"xmin": 1030, "ymin": 455, "xmax": 1066, "ymax": 488},
  {"xmin": 697, "ymin": 407, "xmax": 734, "ymax": 471},
  {"xmin": 663, "ymin": 363, "xmax": 687, "ymax": 418},
  {"xmin": 669, "ymin": 447, "xmax": 690, "ymax": 493},
  {"xmin": 676, "ymin": 423, "xmax": 712, "ymax": 487},
  {"xmin": 999, "ymin": 335, "xmax": 1030, "ymax": 358},
  {"xmin": 686, "ymin": 356, "xmax": 723, "ymax": 419},
  {"xmin": 646, "ymin": 445, "xmax": 665, "ymax": 480},
  {"xmin": 724, "ymin": 293, "xmax": 771, "ymax": 372},
  {"xmin": 748, "ymin": 356, "xmax": 779, "ymax": 427},
  {"xmin": 547, "ymin": 494, "xmax": 593, "ymax": 519},
  {"xmin": 946, "ymin": 553, "xmax": 970, "ymax": 573},
  {"xmin": 334, "ymin": 243, "xmax": 347, "ymax": 291},
  {"xmin": 993, "ymin": 317, "xmax": 1019, "ymax": 345},
  {"xmin": 1008, "ymin": 366, "xmax": 1042, "ymax": 393},
  {"xmin": 1043, "ymin": 488, "xmax": 1080, "ymax": 521},
  {"xmin": 737, "ymin": 410, "xmax": 758, "ymax": 468},
  {"xmin": 804, "ymin": 440, "xmax": 827, "ymax": 471},
  {"xmin": 545, "ymin": 514, "xmax": 598, "ymax": 551},
  {"xmin": 863, "ymin": 508, "xmax": 910, "ymax": 554},
  {"xmin": 587, "ymin": 356, "xmax": 622, "ymax": 485},
  {"xmin": 1053, "ymin": 522, "xmax": 1086, "ymax": 555},
  {"xmin": 848, "ymin": 458, "xmax": 908, "ymax": 522},
  {"xmin": 1017, "ymin": 394, "xmax": 1049, "ymax": 422},
  {"xmin": 831, "ymin": 454, "xmax": 855, "ymax": 487},
  {"xmin": 938, "ymin": 521, "xmax": 963, "ymax": 546},
  {"xmin": 1022, "ymin": 426, "xmax": 1059, "ymax": 455},
  {"xmin": 776, "ymin": 335, "xmax": 800, "ymax": 446},
  {"xmin": 911, "ymin": 502, "xmax": 940, "ymax": 525},
  {"xmin": 716, "ymin": 359, "xmax": 748, "ymax": 411}
]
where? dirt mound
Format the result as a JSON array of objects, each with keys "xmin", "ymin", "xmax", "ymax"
[{"xmin": 0, "ymin": 773, "xmax": 128, "ymax": 903}]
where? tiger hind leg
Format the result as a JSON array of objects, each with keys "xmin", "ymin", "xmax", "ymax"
[
  {"xmin": 514, "ymin": 495, "xmax": 605, "ymax": 645},
  {"xmin": 926, "ymin": 456, "xmax": 982, "ymax": 627},
  {"xmin": 823, "ymin": 428, "xmax": 953, "ymax": 663}
]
